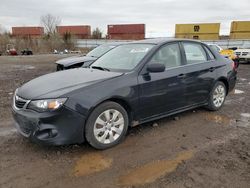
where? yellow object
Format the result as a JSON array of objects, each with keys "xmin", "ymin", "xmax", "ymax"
[
  {"xmin": 230, "ymin": 21, "xmax": 250, "ymax": 32},
  {"xmin": 229, "ymin": 32, "xmax": 250, "ymax": 39},
  {"xmin": 230, "ymin": 21, "xmax": 250, "ymax": 39},
  {"xmin": 175, "ymin": 23, "xmax": 220, "ymax": 34},
  {"xmin": 220, "ymin": 49, "xmax": 237, "ymax": 60},
  {"xmin": 175, "ymin": 34, "xmax": 219, "ymax": 40},
  {"xmin": 175, "ymin": 23, "xmax": 220, "ymax": 40}
]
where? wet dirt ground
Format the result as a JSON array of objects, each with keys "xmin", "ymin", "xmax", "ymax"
[{"xmin": 0, "ymin": 55, "xmax": 250, "ymax": 188}]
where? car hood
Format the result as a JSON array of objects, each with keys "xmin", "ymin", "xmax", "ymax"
[
  {"xmin": 17, "ymin": 68, "xmax": 123, "ymax": 99},
  {"xmin": 55, "ymin": 55, "xmax": 97, "ymax": 67}
]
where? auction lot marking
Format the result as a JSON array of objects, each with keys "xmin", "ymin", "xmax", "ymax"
[{"xmin": 118, "ymin": 150, "xmax": 194, "ymax": 186}]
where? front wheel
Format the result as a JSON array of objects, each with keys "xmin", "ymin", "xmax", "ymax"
[
  {"xmin": 206, "ymin": 81, "xmax": 227, "ymax": 111},
  {"xmin": 85, "ymin": 101, "xmax": 129, "ymax": 149}
]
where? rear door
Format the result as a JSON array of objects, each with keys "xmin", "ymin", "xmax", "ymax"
[
  {"xmin": 138, "ymin": 42, "xmax": 187, "ymax": 120},
  {"xmin": 181, "ymin": 42, "xmax": 217, "ymax": 106}
]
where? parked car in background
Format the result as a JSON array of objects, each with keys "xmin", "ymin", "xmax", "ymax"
[
  {"xmin": 234, "ymin": 45, "xmax": 250, "ymax": 63},
  {"xmin": 21, "ymin": 48, "xmax": 33, "ymax": 55},
  {"xmin": 208, "ymin": 44, "xmax": 239, "ymax": 65},
  {"xmin": 12, "ymin": 39, "xmax": 237, "ymax": 149},
  {"xmin": 55, "ymin": 42, "xmax": 125, "ymax": 71},
  {"xmin": 6, "ymin": 44, "xmax": 17, "ymax": 56}
]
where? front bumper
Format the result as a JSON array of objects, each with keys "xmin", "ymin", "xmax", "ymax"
[{"xmin": 12, "ymin": 105, "xmax": 86, "ymax": 146}]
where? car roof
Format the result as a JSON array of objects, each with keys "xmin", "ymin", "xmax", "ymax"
[
  {"xmin": 101, "ymin": 41, "xmax": 128, "ymax": 46},
  {"xmin": 127, "ymin": 38, "xmax": 202, "ymax": 45}
]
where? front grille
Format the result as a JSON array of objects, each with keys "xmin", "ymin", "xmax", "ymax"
[
  {"xmin": 14, "ymin": 95, "xmax": 28, "ymax": 109},
  {"xmin": 242, "ymin": 52, "xmax": 248, "ymax": 56},
  {"xmin": 235, "ymin": 52, "xmax": 241, "ymax": 56}
]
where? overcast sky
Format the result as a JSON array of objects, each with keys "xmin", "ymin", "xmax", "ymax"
[{"xmin": 0, "ymin": 0, "xmax": 249, "ymax": 37}]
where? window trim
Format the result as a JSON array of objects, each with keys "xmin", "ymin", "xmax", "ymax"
[{"xmin": 202, "ymin": 45, "xmax": 216, "ymax": 60}]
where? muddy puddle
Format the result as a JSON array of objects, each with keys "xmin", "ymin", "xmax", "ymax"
[
  {"xmin": 72, "ymin": 153, "xmax": 113, "ymax": 177},
  {"xmin": 204, "ymin": 113, "xmax": 233, "ymax": 125},
  {"xmin": 118, "ymin": 150, "xmax": 194, "ymax": 186}
]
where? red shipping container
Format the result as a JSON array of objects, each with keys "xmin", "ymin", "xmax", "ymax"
[
  {"xmin": 12, "ymin": 27, "xmax": 44, "ymax": 37},
  {"xmin": 108, "ymin": 33, "xmax": 145, "ymax": 40},
  {"xmin": 57, "ymin": 25, "xmax": 91, "ymax": 38},
  {"xmin": 108, "ymin": 24, "xmax": 145, "ymax": 34}
]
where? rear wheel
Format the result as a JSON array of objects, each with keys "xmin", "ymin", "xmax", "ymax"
[
  {"xmin": 206, "ymin": 81, "xmax": 226, "ymax": 111},
  {"xmin": 85, "ymin": 101, "xmax": 129, "ymax": 149}
]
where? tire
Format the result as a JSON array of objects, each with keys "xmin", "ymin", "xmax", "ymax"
[
  {"xmin": 206, "ymin": 81, "xmax": 227, "ymax": 111},
  {"xmin": 85, "ymin": 101, "xmax": 129, "ymax": 149}
]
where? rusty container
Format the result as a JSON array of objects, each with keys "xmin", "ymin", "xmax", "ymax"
[
  {"xmin": 12, "ymin": 27, "xmax": 44, "ymax": 37},
  {"xmin": 108, "ymin": 24, "xmax": 145, "ymax": 34},
  {"xmin": 56, "ymin": 25, "xmax": 91, "ymax": 39}
]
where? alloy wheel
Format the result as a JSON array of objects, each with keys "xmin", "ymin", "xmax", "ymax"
[
  {"xmin": 93, "ymin": 109, "xmax": 124, "ymax": 144},
  {"xmin": 213, "ymin": 85, "xmax": 226, "ymax": 108}
]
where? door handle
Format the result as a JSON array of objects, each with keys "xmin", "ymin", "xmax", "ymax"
[
  {"xmin": 177, "ymin": 74, "xmax": 186, "ymax": 79},
  {"xmin": 209, "ymin": 67, "xmax": 216, "ymax": 72}
]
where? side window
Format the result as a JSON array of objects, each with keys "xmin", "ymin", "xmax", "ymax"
[
  {"xmin": 204, "ymin": 46, "xmax": 215, "ymax": 60},
  {"xmin": 150, "ymin": 43, "xmax": 181, "ymax": 69},
  {"xmin": 183, "ymin": 43, "xmax": 208, "ymax": 64}
]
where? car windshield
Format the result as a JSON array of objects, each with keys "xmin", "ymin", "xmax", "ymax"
[
  {"xmin": 91, "ymin": 44, "xmax": 155, "ymax": 71},
  {"xmin": 87, "ymin": 44, "xmax": 116, "ymax": 58}
]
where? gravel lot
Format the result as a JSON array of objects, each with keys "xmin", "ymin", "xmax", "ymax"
[{"xmin": 0, "ymin": 55, "xmax": 249, "ymax": 188}]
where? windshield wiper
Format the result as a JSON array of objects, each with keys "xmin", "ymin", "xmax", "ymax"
[{"xmin": 91, "ymin": 66, "xmax": 110, "ymax": 71}]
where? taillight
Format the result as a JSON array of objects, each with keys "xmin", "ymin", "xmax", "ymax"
[{"xmin": 231, "ymin": 61, "xmax": 238, "ymax": 70}]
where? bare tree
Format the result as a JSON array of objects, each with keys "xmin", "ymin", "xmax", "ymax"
[
  {"xmin": 92, "ymin": 28, "xmax": 102, "ymax": 39},
  {"xmin": 40, "ymin": 14, "xmax": 61, "ymax": 35}
]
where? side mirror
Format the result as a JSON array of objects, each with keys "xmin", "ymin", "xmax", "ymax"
[{"xmin": 147, "ymin": 63, "xmax": 165, "ymax": 73}]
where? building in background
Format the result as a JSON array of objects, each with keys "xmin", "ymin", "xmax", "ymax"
[
  {"xmin": 107, "ymin": 24, "xmax": 145, "ymax": 40},
  {"xmin": 12, "ymin": 27, "xmax": 44, "ymax": 38},
  {"xmin": 230, "ymin": 21, "xmax": 250, "ymax": 39},
  {"xmin": 175, "ymin": 23, "xmax": 220, "ymax": 40},
  {"xmin": 56, "ymin": 25, "xmax": 91, "ymax": 39}
]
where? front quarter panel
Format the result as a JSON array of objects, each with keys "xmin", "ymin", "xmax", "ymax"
[{"xmin": 64, "ymin": 73, "xmax": 139, "ymax": 119}]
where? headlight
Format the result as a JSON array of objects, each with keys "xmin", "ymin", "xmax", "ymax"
[{"xmin": 27, "ymin": 98, "xmax": 67, "ymax": 112}]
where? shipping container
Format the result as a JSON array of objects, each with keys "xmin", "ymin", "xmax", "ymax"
[
  {"xmin": 230, "ymin": 32, "xmax": 250, "ymax": 39},
  {"xmin": 175, "ymin": 23, "xmax": 220, "ymax": 34},
  {"xmin": 57, "ymin": 25, "xmax": 91, "ymax": 39},
  {"xmin": 12, "ymin": 27, "xmax": 44, "ymax": 37},
  {"xmin": 230, "ymin": 21, "xmax": 250, "ymax": 33},
  {"xmin": 175, "ymin": 33, "xmax": 219, "ymax": 40},
  {"xmin": 108, "ymin": 33, "xmax": 145, "ymax": 40},
  {"xmin": 108, "ymin": 24, "xmax": 145, "ymax": 34}
]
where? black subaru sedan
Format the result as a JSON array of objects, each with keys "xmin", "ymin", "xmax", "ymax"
[{"xmin": 12, "ymin": 39, "xmax": 237, "ymax": 149}]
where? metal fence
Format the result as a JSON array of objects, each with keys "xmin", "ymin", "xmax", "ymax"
[
  {"xmin": 76, "ymin": 39, "xmax": 133, "ymax": 48},
  {"xmin": 202, "ymin": 39, "xmax": 250, "ymax": 49},
  {"xmin": 76, "ymin": 38, "xmax": 250, "ymax": 49}
]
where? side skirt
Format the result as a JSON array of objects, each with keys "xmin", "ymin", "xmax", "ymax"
[{"xmin": 136, "ymin": 103, "xmax": 208, "ymax": 126}]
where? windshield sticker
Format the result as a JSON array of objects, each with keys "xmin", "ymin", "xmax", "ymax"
[{"xmin": 130, "ymin": 48, "xmax": 149, "ymax": 53}]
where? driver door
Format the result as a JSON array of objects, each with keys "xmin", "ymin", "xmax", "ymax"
[{"xmin": 138, "ymin": 43, "xmax": 187, "ymax": 120}]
